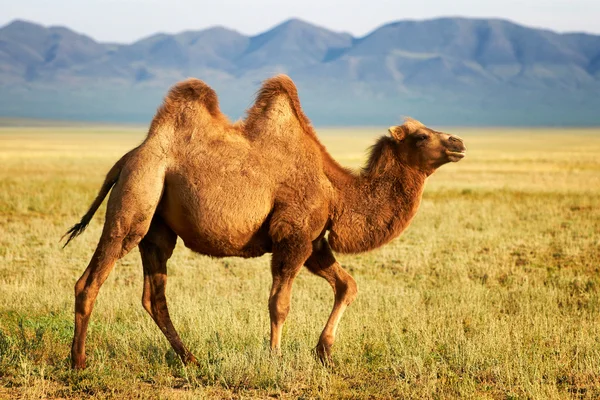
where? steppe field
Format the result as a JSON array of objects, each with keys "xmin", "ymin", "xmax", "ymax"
[{"xmin": 0, "ymin": 125, "xmax": 599, "ymax": 399}]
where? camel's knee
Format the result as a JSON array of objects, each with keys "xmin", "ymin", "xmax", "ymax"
[
  {"xmin": 269, "ymin": 301, "xmax": 290, "ymax": 321},
  {"xmin": 74, "ymin": 271, "xmax": 94, "ymax": 303},
  {"xmin": 73, "ymin": 279, "xmax": 96, "ymax": 317},
  {"xmin": 141, "ymin": 299, "xmax": 153, "ymax": 316},
  {"xmin": 74, "ymin": 275, "xmax": 87, "ymax": 298},
  {"xmin": 269, "ymin": 296, "xmax": 291, "ymax": 322},
  {"xmin": 141, "ymin": 288, "xmax": 153, "ymax": 316},
  {"xmin": 336, "ymin": 274, "xmax": 358, "ymax": 305}
]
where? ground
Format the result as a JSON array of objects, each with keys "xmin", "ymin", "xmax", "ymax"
[{"xmin": 0, "ymin": 125, "xmax": 599, "ymax": 399}]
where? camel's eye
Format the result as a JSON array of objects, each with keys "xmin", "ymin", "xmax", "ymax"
[{"xmin": 415, "ymin": 134, "xmax": 428, "ymax": 142}]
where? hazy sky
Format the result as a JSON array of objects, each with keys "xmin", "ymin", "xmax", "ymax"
[{"xmin": 2, "ymin": 0, "xmax": 599, "ymax": 43}]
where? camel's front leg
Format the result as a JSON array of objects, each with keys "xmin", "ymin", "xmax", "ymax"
[
  {"xmin": 268, "ymin": 237, "xmax": 313, "ymax": 353},
  {"xmin": 305, "ymin": 239, "xmax": 357, "ymax": 364}
]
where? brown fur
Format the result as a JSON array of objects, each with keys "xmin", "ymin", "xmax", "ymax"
[{"xmin": 65, "ymin": 75, "xmax": 466, "ymax": 369}]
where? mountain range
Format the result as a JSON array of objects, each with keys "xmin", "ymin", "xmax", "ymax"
[{"xmin": 1, "ymin": 17, "xmax": 599, "ymax": 125}]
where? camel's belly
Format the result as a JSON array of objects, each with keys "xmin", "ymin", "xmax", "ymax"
[{"xmin": 159, "ymin": 172, "xmax": 274, "ymax": 257}]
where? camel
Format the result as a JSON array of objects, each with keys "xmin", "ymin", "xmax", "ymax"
[{"xmin": 64, "ymin": 75, "xmax": 466, "ymax": 369}]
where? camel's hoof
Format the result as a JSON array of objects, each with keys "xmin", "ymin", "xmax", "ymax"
[
  {"xmin": 71, "ymin": 359, "xmax": 86, "ymax": 370},
  {"xmin": 269, "ymin": 346, "xmax": 282, "ymax": 358},
  {"xmin": 183, "ymin": 353, "xmax": 200, "ymax": 367},
  {"xmin": 314, "ymin": 344, "xmax": 335, "ymax": 367}
]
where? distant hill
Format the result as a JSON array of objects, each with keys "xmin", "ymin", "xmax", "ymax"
[{"xmin": 1, "ymin": 17, "xmax": 599, "ymax": 125}]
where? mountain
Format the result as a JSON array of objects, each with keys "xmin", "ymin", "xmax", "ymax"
[
  {"xmin": 0, "ymin": 19, "xmax": 111, "ymax": 83},
  {"xmin": 236, "ymin": 19, "xmax": 353, "ymax": 72},
  {"xmin": 0, "ymin": 17, "xmax": 599, "ymax": 125}
]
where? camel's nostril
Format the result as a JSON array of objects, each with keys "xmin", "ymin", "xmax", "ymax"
[{"xmin": 448, "ymin": 135, "xmax": 466, "ymax": 151}]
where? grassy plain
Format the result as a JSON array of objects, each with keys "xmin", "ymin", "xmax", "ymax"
[{"xmin": 0, "ymin": 125, "xmax": 599, "ymax": 399}]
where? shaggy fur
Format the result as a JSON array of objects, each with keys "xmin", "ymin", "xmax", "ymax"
[{"xmin": 65, "ymin": 74, "xmax": 466, "ymax": 369}]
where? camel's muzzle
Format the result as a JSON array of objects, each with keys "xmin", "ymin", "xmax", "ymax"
[{"xmin": 445, "ymin": 135, "xmax": 466, "ymax": 162}]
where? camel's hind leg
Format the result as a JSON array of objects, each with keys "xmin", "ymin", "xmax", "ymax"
[
  {"xmin": 71, "ymin": 160, "xmax": 165, "ymax": 369},
  {"xmin": 305, "ymin": 238, "xmax": 357, "ymax": 364},
  {"xmin": 139, "ymin": 216, "xmax": 198, "ymax": 365}
]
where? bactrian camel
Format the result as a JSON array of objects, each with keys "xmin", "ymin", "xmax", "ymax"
[{"xmin": 64, "ymin": 75, "xmax": 466, "ymax": 369}]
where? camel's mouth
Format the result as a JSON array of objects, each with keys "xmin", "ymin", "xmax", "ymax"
[{"xmin": 446, "ymin": 150, "xmax": 466, "ymax": 162}]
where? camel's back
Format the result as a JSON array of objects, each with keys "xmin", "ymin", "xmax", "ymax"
[{"xmin": 138, "ymin": 77, "xmax": 333, "ymax": 255}]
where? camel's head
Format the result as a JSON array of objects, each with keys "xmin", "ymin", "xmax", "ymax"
[{"xmin": 388, "ymin": 118, "xmax": 466, "ymax": 173}]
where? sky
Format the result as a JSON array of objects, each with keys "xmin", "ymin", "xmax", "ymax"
[{"xmin": 2, "ymin": 0, "xmax": 600, "ymax": 43}]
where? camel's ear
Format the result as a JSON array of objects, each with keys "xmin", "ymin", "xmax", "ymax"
[{"xmin": 388, "ymin": 125, "xmax": 407, "ymax": 142}]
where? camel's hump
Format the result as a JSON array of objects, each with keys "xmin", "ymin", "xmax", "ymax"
[
  {"xmin": 164, "ymin": 78, "xmax": 220, "ymax": 117},
  {"xmin": 247, "ymin": 75, "xmax": 313, "ymax": 133},
  {"xmin": 255, "ymin": 74, "xmax": 299, "ymax": 105}
]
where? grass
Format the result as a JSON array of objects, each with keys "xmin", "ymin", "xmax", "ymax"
[{"xmin": 0, "ymin": 125, "xmax": 599, "ymax": 399}]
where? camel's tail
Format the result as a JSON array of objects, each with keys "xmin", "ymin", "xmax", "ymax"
[{"xmin": 61, "ymin": 149, "xmax": 135, "ymax": 247}]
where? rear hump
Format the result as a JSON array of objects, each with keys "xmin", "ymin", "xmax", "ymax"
[{"xmin": 246, "ymin": 75, "xmax": 312, "ymax": 132}]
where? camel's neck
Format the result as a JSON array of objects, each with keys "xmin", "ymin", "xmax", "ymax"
[{"xmin": 325, "ymin": 137, "xmax": 427, "ymax": 253}]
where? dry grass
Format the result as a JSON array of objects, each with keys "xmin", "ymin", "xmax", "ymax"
[{"xmin": 0, "ymin": 126, "xmax": 599, "ymax": 399}]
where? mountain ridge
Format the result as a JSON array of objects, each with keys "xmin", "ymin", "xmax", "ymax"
[{"xmin": 0, "ymin": 17, "xmax": 599, "ymax": 125}]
